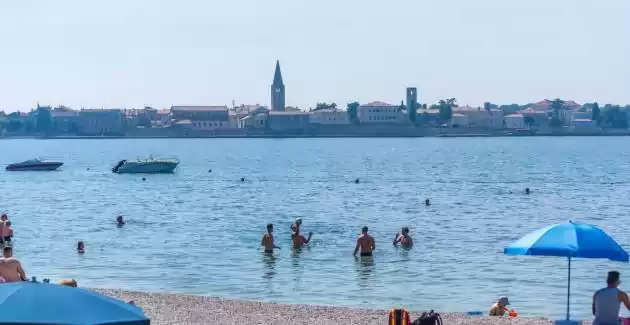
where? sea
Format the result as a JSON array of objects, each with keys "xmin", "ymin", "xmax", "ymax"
[{"xmin": 1, "ymin": 137, "xmax": 630, "ymax": 319}]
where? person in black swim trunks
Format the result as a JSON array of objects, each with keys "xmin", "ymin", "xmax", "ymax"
[
  {"xmin": 2, "ymin": 221, "xmax": 13, "ymax": 243},
  {"xmin": 261, "ymin": 223, "xmax": 280, "ymax": 254},
  {"xmin": 353, "ymin": 226, "xmax": 375, "ymax": 257}
]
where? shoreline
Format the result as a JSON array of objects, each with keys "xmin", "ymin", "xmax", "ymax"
[
  {"xmin": 1, "ymin": 132, "xmax": 630, "ymax": 140},
  {"xmin": 93, "ymin": 288, "xmax": 559, "ymax": 325}
]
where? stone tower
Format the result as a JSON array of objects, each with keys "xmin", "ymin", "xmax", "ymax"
[
  {"xmin": 270, "ymin": 60, "xmax": 286, "ymax": 111},
  {"xmin": 406, "ymin": 87, "xmax": 418, "ymax": 122}
]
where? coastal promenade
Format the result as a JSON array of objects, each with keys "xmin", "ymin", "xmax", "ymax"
[{"xmin": 96, "ymin": 289, "xmax": 557, "ymax": 325}]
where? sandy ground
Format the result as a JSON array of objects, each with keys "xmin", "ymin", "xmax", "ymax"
[{"xmin": 94, "ymin": 288, "xmax": 561, "ymax": 325}]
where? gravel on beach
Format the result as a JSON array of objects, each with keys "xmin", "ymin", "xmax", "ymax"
[{"xmin": 94, "ymin": 289, "xmax": 561, "ymax": 325}]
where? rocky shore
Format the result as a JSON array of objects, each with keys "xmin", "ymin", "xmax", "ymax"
[{"xmin": 94, "ymin": 289, "xmax": 560, "ymax": 325}]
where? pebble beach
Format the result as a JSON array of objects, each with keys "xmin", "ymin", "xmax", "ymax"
[{"xmin": 95, "ymin": 289, "xmax": 561, "ymax": 325}]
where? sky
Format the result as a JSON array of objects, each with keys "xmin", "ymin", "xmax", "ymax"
[{"xmin": 0, "ymin": 0, "xmax": 629, "ymax": 112}]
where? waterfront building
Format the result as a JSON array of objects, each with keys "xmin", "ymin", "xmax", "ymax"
[
  {"xmin": 238, "ymin": 113, "xmax": 268, "ymax": 129},
  {"xmin": 450, "ymin": 113, "xmax": 469, "ymax": 128},
  {"xmin": 267, "ymin": 111, "xmax": 310, "ymax": 131},
  {"xmin": 519, "ymin": 108, "xmax": 549, "ymax": 127},
  {"xmin": 52, "ymin": 110, "xmax": 80, "ymax": 134},
  {"xmin": 170, "ymin": 106, "xmax": 230, "ymax": 130},
  {"xmin": 504, "ymin": 113, "xmax": 526, "ymax": 129},
  {"xmin": 77, "ymin": 109, "xmax": 124, "ymax": 135},
  {"xmin": 155, "ymin": 109, "xmax": 172, "ymax": 126},
  {"xmin": 571, "ymin": 119, "xmax": 597, "ymax": 132},
  {"xmin": 309, "ymin": 109, "xmax": 349, "ymax": 125},
  {"xmin": 453, "ymin": 106, "xmax": 503, "ymax": 129},
  {"xmin": 357, "ymin": 101, "xmax": 405, "ymax": 124},
  {"xmin": 270, "ymin": 61, "xmax": 286, "ymax": 112}
]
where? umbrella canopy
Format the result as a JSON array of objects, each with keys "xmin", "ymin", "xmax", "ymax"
[
  {"xmin": 0, "ymin": 282, "xmax": 149, "ymax": 325},
  {"xmin": 504, "ymin": 221, "xmax": 629, "ymax": 262},
  {"xmin": 504, "ymin": 221, "xmax": 628, "ymax": 321}
]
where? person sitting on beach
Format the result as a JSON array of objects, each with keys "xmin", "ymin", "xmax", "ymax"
[
  {"xmin": 489, "ymin": 296, "xmax": 510, "ymax": 316},
  {"xmin": 261, "ymin": 223, "xmax": 280, "ymax": 253},
  {"xmin": 291, "ymin": 228, "xmax": 312, "ymax": 249},
  {"xmin": 353, "ymin": 226, "xmax": 375, "ymax": 257},
  {"xmin": 2, "ymin": 221, "xmax": 13, "ymax": 243},
  {"xmin": 393, "ymin": 227, "xmax": 413, "ymax": 249},
  {"xmin": 592, "ymin": 271, "xmax": 630, "ymax": 325},
  {"xmin": 0, "ymin": 246, "xmax": 26, "ymax": 282}
]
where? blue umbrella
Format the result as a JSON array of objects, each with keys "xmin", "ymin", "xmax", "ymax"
[
  {"xmin": 504, "ymin": 221, "xmax": 629, "ymax": 321},
  {"xmin": 0, "ymin": 282, "xmax": 149, "ymax": 325}
]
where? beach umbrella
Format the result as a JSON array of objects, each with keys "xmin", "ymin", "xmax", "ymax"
[
  {"xmin": 504, "ymin": 221, "xmax": 628, "ymax": 321},
  {"xmin": 0, "ymin": 282, "xmax": 149, "ymax": 325}
]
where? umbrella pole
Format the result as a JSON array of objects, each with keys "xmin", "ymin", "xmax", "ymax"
[{"xmin": 566, "ymin": 256, "xmax": 571, "ymax": 320}]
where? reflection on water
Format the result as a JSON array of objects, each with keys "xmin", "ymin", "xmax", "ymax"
[
  {"xmin": 262, "ymin": 252, "xmax": 276, "ymax": 280},
  {"xmin": 355, "ymin": 255, "xmax": 375, "ymax": 288}
]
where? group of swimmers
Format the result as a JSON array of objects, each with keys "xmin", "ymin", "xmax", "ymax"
[{"xmin": 260, "ymin": 218, "xmax": 414, "ymax": 256}]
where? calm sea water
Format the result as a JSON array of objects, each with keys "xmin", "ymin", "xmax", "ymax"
[{"xmin": 1, "ymin": 137, "xmax": 630, "ymax": 319}]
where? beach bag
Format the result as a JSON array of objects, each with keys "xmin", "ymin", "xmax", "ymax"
[
  {"xmin": 411, "ymin": 310, "xmax": 443, "ymax": 325},
  {"xmin": 389, "ymin": 308, "xmax": 411, "ymax": 325}
]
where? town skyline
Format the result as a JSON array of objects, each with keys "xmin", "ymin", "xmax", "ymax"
[{"xmin": 1, "ymin": 0, "xmax": 629, "ymax": 112}]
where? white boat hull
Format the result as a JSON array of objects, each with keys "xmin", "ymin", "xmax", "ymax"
[{"xmin": 113, "ymin": 160, "xmax": 178, "ymax": 174}]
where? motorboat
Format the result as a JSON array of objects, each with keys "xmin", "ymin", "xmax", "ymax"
[
  {"xmin": 6, "ymin": 159, "xmax": 63, "ymax": 171},
  {"xmin": 112, "ymin": 157, "xmax": 179, "ymax": 174}
]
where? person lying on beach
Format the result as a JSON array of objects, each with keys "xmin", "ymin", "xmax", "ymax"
[
  {"xmin": 0, "ymin": 246, "xmax": 26, "ymax": 282},
  {"xmin": 489, "ymin": 296, "xmax": 510, "ymax": 316},
  {"xmin": 353, "ymin": 226, "xmax": 375, "ymax": 257},
  {"xmin": 261, "ymin": 223, "xmax": 280, "ymax": 253},
  {"xmin": 393, "ymin": 227, "xmax": 413, "ymax": 249},
  {"xmin": 291, "ymin": 228, "xmax": 312, "ymax": 249}
]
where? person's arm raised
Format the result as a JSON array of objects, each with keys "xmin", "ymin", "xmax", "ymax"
[{"xmin": 619, "ymin": 290, "xmax": 630, "ymax": 311}]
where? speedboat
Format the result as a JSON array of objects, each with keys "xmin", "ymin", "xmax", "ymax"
[
  {"xmin": 6, "ymin": 159, "xmax": 63, "ymax": 171},
  {"xmin": 112, "ymin": 157, "xmax": 179, "ymax": 174}
]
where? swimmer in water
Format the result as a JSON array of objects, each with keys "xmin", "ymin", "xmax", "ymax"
[
  {"xmin": 292, "ymin": 228, "xmax": 313, "ymax": 249},
  {"xmin": 261, "ymin": 223, "xmax": 280, "ymax": 253},
  {"xmin": 116, "ymin": 215, "xmax": 125, "ymax": 226},
  {"xmin": 291, "ymin": 217, "xmax": 303, "ymax": 233},
  {"xmin": 355, "ymin": 178, "xmax": 360, "ymax": 184},
  {"xmin": 393, "ymin": 227, "xmax": 413, "ymax": 249},
  {"xmin": 240, "ymin": 177, "xmax": 245, "ymax": 182},
  {"xmin": 425, "ymin": 198, "xmax": 431, "ymax": 206},
  {"xmin": 77, "ymin": 241, "xmax": 85, "ymax": 254},
  {"xmin": 525, "ymin": 188, "xmax": 530, "ymax": 195},
  {"xmin": 353, "ymin": 226, "xmax": 375, "ymax": 257}
]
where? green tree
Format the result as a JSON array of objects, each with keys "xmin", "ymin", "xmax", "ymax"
[
  {"xmin": 35, "ymin": 106, "xmax": 53, "ymax": 134},
  {"xmin": 603, "ymin": 105, "xmax": 628, "ymax": 128},
  {"xmin": 524, "ymin": 116, "xmax": 535, "ymax": 128},
  {"xmin": 314, "ymin": 102, "xmax": 337, "ymax": 111},
  {"xmin": 550, "ymin": 98, "xmax": 564, "ymax": 119},
  {"xmin": 591, "ymin": 102, "xmax": 600, "ymax": 122},
  {"xmin": 346, "ymin": 102, "xmax": 360, "ymax": 124},
  {"xmin": 438, "ymin": 98, "xmax": 456, "ymax": 122}
]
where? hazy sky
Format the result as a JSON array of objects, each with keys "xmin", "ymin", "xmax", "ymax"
[{"xmin": 1, "ymin": 0, "xmax": 628, "ymax": 112}]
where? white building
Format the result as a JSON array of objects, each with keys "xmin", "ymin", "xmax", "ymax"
[
  {"xmin": 571, "ymin": 119, "xmax": 597, "ymax": 132},
  {"xmin": 454, "ymin": 107, "xmax": 503, "ymax": 129},
  {"xmin": 504, "ymin": 114, "xmax": 526, "ymax": 129},
  {"xmin": 309, "ymin": 109, "xmax": 349, "ymax": 124},
  {"xmin": 450, "ymin": 113, "xmax": 469, "ymax": 127},
  {"xmin": 357, "ymin": 101, "xmax": 405, "ymax": 124}
]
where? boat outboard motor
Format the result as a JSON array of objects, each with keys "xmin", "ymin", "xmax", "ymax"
[{"xmin": 112, "ymin": 160, "xmax": 126, "ymax": 173}]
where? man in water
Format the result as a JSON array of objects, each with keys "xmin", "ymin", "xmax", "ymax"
[
  {"xmin": 116, "ymin": 215, "xmax": 125, "ymax": 227},
  {"xmin": 489, "ymin": 296, "xmax": 510, "ymax": 316},
  {"xmin": 2, "ymin": 221, "xmax": 13, "ymax": 243},
  {"xmin": 393, "ymin": 227, "xmax": 413, "ymax": 248},
  {"xmin": 292, "ymin": 228, "xmax": 313, "ymax": 249},
  {"xmin": 291, "ymin": 218, "xmax": 302, "ymax": 233},
  {"xmin": 0, "ymin": 246, "xmax": 26, "ymax": 282},
  {"xmin": 353, "ymin": 226, "xmax": 375, "ymax": 257},
  {"xmin": 592, "ymin": 271, "xmax": 630, "ymax": 325},
  {"xmin": 261, "ymin": 223, "xmax": 280, "ymax": 253}
]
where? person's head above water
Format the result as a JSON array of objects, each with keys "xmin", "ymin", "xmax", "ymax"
[
  {"xmin": 402, "ymin": 227, "xmax": 409, "ymax": 235},
  {"xmin": 525, "ymin": 188, "xmax": 530, "ymax": 194},
  {"xmin": 425, "ymin": 198, "xmax": 430, "ymax": 205},
  {"xmin": 1, "ymin": 214, "xmax": 7, "ymax": 221},
  {"xmin": 294, "ymin": 218, "xmax": 302, "ymax": 226},
  {"xmin": 116, "ymin": 215, "xmax": 124, "ymax": 224},
  {"xmin": 266, "ymin": 223, "xmax": 273, "ymax": 233},
  {"xmin": 77, "ymin": 241, "xmax": 85, "ymax": 252},
  {"xmin": 362, "ymin": 226, "xmax": 368, "ymax": 234},
  {"xmin": 607, "ymin": 270, "xmax": 621, "ymax": 287},
  {"xmin": 5, "ymin": 221, "xmax": 11, "ymax": 228}
]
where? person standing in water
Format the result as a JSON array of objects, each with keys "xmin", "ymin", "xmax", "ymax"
[
  {"xmin": 116, "ymin": 216, "xmax": 125, "ymax": 227},
  {"xmin": 261, "ymin": 223, "xmax": 280, "ymax": 253},
  {"xmin": 393, "ymin": 227, "xmax": 413, "ymax": 248},
  {"xmin": 292, "ymin": 227, "xmax": 313, "ymax": 249},
  {"xmin": 353, "ymin": 226, "xmax": 375, "ymax": 257}
]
